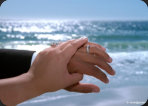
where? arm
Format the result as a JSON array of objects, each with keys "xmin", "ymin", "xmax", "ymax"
[
  {"xmin": 0, "ymin": 38, "xmax": 88, "ymax": 105},
  {"xmin": 0, "ymin": 49, "xmax": 38, "ymax": 105},
  {"xmin": 0, "ymin": 73, "xmax": 41, "ymax": 106},
  {"xmin": 0, "ymin": 49, "xmax": 35, "ymax": 79}
]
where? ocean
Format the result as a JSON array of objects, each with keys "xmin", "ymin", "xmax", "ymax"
[{"xmin": 0, "ymin": 19, "xmax": 148, "ymax": 106}]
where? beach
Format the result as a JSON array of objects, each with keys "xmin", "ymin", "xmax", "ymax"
[{"xmin": 0, "ymin": 19, "xmax": 148, "ymax": 106}]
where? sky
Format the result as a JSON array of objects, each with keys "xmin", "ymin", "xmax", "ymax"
[{"xmin": 0, "ymin": 0, "xmax": 148, "ymax": 20}]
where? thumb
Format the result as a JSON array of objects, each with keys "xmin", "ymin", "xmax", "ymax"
[
  {"xmin": 65, "ymin": 83, "xmax": 100, "ymax": 93},
  {"xmin": 66, "ymin": 73, "xmax": 83, "ymax": 86}
]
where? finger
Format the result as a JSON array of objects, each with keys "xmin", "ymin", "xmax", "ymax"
[
  {"xmin": 58, "ymin": 39, "xmax": 75, "ymax": 50},
  {"xmin": 85, "ymin": 42, "xmax": 106, "ymax": 51},
  {"xmin": 65, "ymin": 83, "xmax": 100, "ymax": 93},
  {"xmin": 78, "ymin": 53, "xmax": 115, "ymax": 75},
  {"xmin": 62, "ymin": 37, "xmax": 88, "ymax": 63},
  {"xmin": 79, "ymin": 45, "xmax": 112, "ymax": 63},
  {"xmin": 66, "ymin": 73, "xmax": 83, "ymax": 86},
  {"xmin": 95, "ymin": 60, "xmax": 115, "ymax": 76},
  {"xmin": 90, "ymin": 46, "xmax": 112, "ymax": 63},
  {"xmin": 77, "ymin": 62, "xmax": 109, "ymax": 83}
]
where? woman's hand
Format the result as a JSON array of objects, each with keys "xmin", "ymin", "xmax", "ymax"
[{"xmin": 66, "ymin": 42, "xmax": 115, "ymax": 93}]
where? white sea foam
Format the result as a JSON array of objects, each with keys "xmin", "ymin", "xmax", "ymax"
[
  {"xmin": 35, "ymin": 34, "xmax": 72, "ymax": 40},
  {"xmin": 6, "ymin": 34, "xmax": 25, "ymax": 39},
  {"xmin": 0, "ymin": 20, "xmax": 80, "ymax": 33},
  {"xmin": 13, "ymin": 25, "xmax": 55, "ymax": 33}
]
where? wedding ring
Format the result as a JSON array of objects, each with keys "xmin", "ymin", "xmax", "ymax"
[
  {"xmin": 50, "ymin": 42, "xmax": 59, "ymax": 47},
  {"xmin": 86, "ymin": 45, "xmax": 90, "ymax": 54}
]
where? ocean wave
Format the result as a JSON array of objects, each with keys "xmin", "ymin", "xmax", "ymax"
[
  {"xmin": 102, "ymin": 41, "xmax": 148, "ymax": 52},
  {"xmin": 1, "ymin": 20, "xmax": 148, "ymax": 35},
  {"xmin": 1, "ymin": 40, "xmax": 148, "ymax": 52},
  {"xmin": 34, "ymin": 34, "xmax": 73, "ymax": 40},
  {"xmin": 110, "ymin": 51, "xmax": 148, "ymax": 72},
  {"xmin": 80, "ymin": 51, "xmax": 148, "ymax": 87},
  {"xmin": 108, "ymin": 51, "xmax": 148, "ymax": 87}
]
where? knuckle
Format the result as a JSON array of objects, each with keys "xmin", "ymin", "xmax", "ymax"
[
  {"xmin": 70, "ymin": 43, "xmax": 77, "ymax": 52},
  {"xmin": 68, "ymin": 40, "xmax": 73, "ymax": 44},
  {"xmin": 91, "ymin": 46, "xmax": 97, "ymax": 52},
  {"xmin": 67, "ymin": 39, "xmax": 75, "ymax": 44},
  {"xmin": 47, "ymin": 49, "xmax": 55, "ymax": 56},
  {"xmin": 70, "ymin": 40, "xmax": 78, "ymax": 47},
  {"xmin": 70, "ymin": 41, "xmax": 75, "ymax": 47}
]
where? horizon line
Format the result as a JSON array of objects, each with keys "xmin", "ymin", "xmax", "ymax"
[{"xmin": 0, "ymin": 17, "xmax": 148, "ymax": 22}]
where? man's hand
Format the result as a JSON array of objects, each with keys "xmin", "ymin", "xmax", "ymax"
[
  {"xmin": 0, "ymin": 38, "xmax": 88, "ymax": 105},
  {"xmin": 66, "ymin": 42, "xmax": 115, "ymax": 93},
  {"xmin": 29, "ymin": 38, "xmax": 88, "ymax": 93}
]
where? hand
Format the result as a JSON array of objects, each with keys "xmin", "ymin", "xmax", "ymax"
[
  {"xmin": 29, "ymin": 38, "xmax": 88, "ymax": 93},
  {"xmin": 66, "ymin": 42, "xmax": 115, "ymax": 93},
  {"xmin": 0, "ymin": 38, "xmax": 88, "ymax": 105}
]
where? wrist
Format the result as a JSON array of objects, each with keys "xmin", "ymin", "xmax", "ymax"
[
  {"xmin": 0, "ymin": 72, "xmax": 43, "ymax": 105},
  {"xmin": 20, "ymin": 72, "xmax": 44, "ymax": 101},
  {"xmin": 14, "ymin": 72, "xmax": 44, "ymax": 105},
  {"xmin": 26, "ymin": 71, "xmax": 46, "ymax": 94}
]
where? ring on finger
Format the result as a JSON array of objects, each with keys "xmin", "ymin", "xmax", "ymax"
[
  {"xmin": 50, "ymin": 42, "xmax": 60, "ymax": 47},
  {"xmin": 86, "ymin": 45, "xmax": 90, "ymax": 54}
]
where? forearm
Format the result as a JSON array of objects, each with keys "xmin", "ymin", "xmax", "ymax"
[
  {"xmin": 0, "ymin": 49, "xmax": 35, "ymax": 79},
  {"xmin": 0, "ymin": 72, "xmax": 42, "ymax": 106}
]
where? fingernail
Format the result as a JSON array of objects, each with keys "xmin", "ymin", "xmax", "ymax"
[
  {"xmin": 80, "ymin": 37, "xmax": 88, "ymax": 40},
  {"xmin": 92, "ymin": 89, "xmax": 100, "ymax": 93},
  {"xmin": 112, "ymin": 70, "xmax": 116, "ymax": 75},
  {"xmin": 105, "ymin": 78, "xmax": 109, "ymax": 83},
  {"xmin": 102, "ymin": 47, "xmax": 106, "ymax": 51},
  {"xmin": 108, "ymin": 57, "xmax": 112, "ymax": 62}
]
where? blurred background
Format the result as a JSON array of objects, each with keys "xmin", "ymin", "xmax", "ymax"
[{"xmin": 0, "ymin": 0, "xmax": 148, "ymax": 106}]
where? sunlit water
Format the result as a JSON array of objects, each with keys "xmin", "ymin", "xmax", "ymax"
[{"xmin": 0, "ymin": 19, "xmax": 148, "ymax": 106}]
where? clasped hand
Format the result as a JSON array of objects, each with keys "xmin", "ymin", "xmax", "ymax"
[
  {"xmin": 30, "ymin": 37, "xmax": 115, "ymax": 94},
  {"xmin": 0, "ymin": 37, "xmax": 115, "ymax": 105}
]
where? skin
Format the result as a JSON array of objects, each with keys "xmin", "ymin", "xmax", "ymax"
[
  {"xmin": 0, "ymin": 38, "xmax": 115, "ymax": 105},
  {"xmin": 48, "ymin": 40, "xmax": 115, "ymax": 93},
  {"xmin": 0, "ymin": 38, "xmax": 88, "ymax": 106},
  {"xmin": 66, "ymin": 42, "xmax": 115, "ymax": 93}
]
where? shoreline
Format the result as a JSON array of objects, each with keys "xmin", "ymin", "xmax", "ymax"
[{"xmin": 19, "ymin": 85, "xmax": 148, "ymax": 106}]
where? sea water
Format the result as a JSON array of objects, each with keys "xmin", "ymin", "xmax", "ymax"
[{"xmin": 0, "ymin": 19, "xmax": 148, "ymax": 106}]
